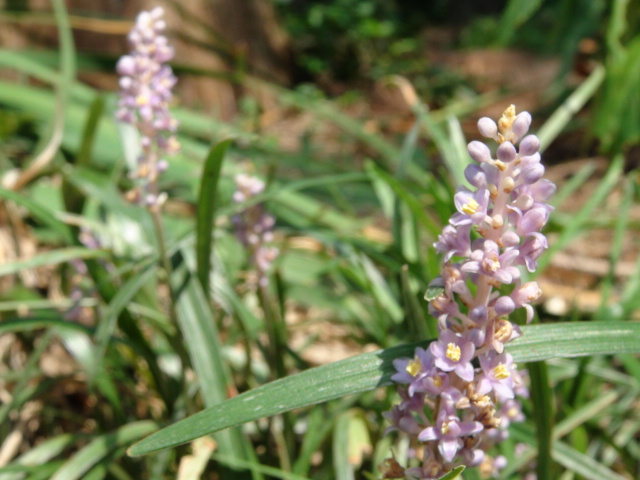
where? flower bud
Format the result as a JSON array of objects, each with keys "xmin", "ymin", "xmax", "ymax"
[
  {"xmin": 519, "ymin": 135, "xmax": 540, "ymax": 156},
  {"xmin": 497, "ymin": 141, "xmax": 516, "ymax": 163},
  {"xmin": 512, "ymin": 112, "xmax": 531, "ymax": 141},
  {"xmin": 468, "ymin": 141, "xmax": 492, "ymax": 163},
  {"xmin": 478, "ymin": 117, "xmax": 498, "ymax": 138},
  {"xmin": 521, "ymin": 163, "xmax": 545, "ymax": 185}
]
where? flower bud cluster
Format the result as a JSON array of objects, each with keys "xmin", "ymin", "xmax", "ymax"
[
  {"xmin": 382, "ymin": 106, "xmax": 555, "ymax": 479},
  {"xmin": 116, "ymin": 7, "xmax": 179, "ymax": 208},
  {"xmin": 232, "ymin": 174, "xmax": 279, "ymax": 287}
]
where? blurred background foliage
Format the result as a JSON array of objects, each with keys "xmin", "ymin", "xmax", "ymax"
[{"xmin": 0, "ymin": 0, "xmax": 639, "ymax": 479}]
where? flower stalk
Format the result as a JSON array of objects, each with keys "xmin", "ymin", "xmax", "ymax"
[{"xmin": 116, "ymin": 7, "xmax": 180, "ymax": 327}]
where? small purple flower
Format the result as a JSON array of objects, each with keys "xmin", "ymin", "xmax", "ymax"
[
  {"xmin": 476, "ymin": 352, "xmax": 515, "ymax": 401},
  {"xmin": 418, "ymin": 407, "xmax": 484, "ymax": 462},
  {"xmin": 451, "ymin": 188, "xmax": 490, "ymax": 226},
  {"xmin": 383, "ymin": 388, "xmax": 425, "ymax": 436},
  {"xmin": 391, "ymin": 347, "xmax": 435, "ymax": 395},
  {"xmin": 461, "ymin": 240, "xmax": 520, "ymax": 285},
  {"xmin": 515, "ymin": 207, "xmax": 549, "ymax": 237},
  {"xmin": 434, "ymin": 225, "xmax": 471, "ymax": 262},
  {"xmin": 430, "ymin": 330, "xmax": 476, "ymax": 382},
  {"xmin": 517, "ymin": 232, "xmax": 548, "ymax": 272},
  {"xmin": 420, "ymin": 371, "xmax": 464, "ymax": 401},
  {"xmin": 497, "ymin": 399, "xmax": 525, "ymax": 429}
]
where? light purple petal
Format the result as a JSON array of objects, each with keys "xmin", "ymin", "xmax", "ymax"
[
  {"xmin": 455, "ymin": 362, "xmax": 475, "ymax": 382},
  {"xmin": 493, "ymin": 382, "xmax": 515, "ymax": 401},
  {"xmin": 476, "ymin": 377, "xmax": 492, "ymax": 396},
  {"xmin": 418, "ymin": 426, "xmax": 437, "ymax": 442},
  {"xmin": 439, "ymin": 439, "xmax": 460, "ymax": 462},
  {"xmin": 459, "ymin": 421, "xmax": 484, "ymax": 436}
]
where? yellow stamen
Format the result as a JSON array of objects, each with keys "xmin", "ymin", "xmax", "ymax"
[
  {"xmin": 446, "ymin": 343, "xmax": 461, "ymax": 362},
  {"xmin": 483, "ymin": 254, "xmax": 501, "ymax": 272},
  {"xmin": 493, "ymin": 364, "xmax": 510, "ymax": 380},
  {"xmin": 135, "ymin": 94, "xmax": 149, "ymax": 106},
  {"xmin": 406, "ymin": 356, "xmax": 422, "ymax": 377},
  {"xmin": 441, "ymin": 421, "xmax": 450, "ymax": 435},
  {"xmin": 461, "ymin": 199, "xmax": 479, "ymax": 215}
]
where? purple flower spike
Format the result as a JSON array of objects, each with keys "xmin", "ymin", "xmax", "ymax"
[
  {"xmin": 431, "ymin": 331, "xmax": 475, "ymax": 381},
  {"xmin": 384, "ymin": 106, "xmax": 554, "ymax": 477},
  {"xmin": 117, "ymin": 7, "xmax": 179, "ymax": 207}
]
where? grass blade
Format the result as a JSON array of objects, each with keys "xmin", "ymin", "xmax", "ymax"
[
  {"xmin": 50, "ymin": 422, "xmax": 157, "ymax": 480},
  {"xmin": 0, "ymin": 247, "xmax": 109, "ymax": 278},
  {"xmin": 196, "ymin": 140, "xmax": 231, "ymax": 295},
  {"xmin": 0, "ymin": 186, "xmax": 73, "ymax": 243},
  {"xmin": 172, "ymin": 252, "xmax": 260, "ymax": 477},
  {"xmin": 553, "ymin": 441, "xmax": 627, "ymax": 480},
  {"xmin": 128, "ymin": 321, "xmax": 640, "ymax": 456}
]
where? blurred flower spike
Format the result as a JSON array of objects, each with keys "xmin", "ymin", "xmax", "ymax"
[
  {"xmin": 232, "ymin": 174, "xmax": 279, "ymax": 287},
  {"xmin": 116, "ymin": 7, "xmax": 179, "ymax": 208},
  {"xmin": 383, "ymin": 106, "xmax": 555, "ymax": 479}
]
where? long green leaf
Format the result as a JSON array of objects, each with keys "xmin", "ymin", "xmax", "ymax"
[
  {"xmin": 172, "ymin": 253, "xmax": 260, "ymax": 477},
  {"xmin": 537, "ymin": 64, "xmax": 605, "ymax": 151},
  {"xmin": 0, "ymin": 247, "xmax": 109, "ymax": 278},
  {"xmin": 496, "ymin": 0, "xmax": 544, "ymax": 45},
  {"xmin": 553, "ymin": 441, "xmax": 627, "ymax": 480},
  {"xmin": 0, "ymin": 434, "xmax": 77, "ymax": 480},
  {"xmin": 50, "ymin": 422, "xmax": 157, "ymax": 480},
  {"xmin": 529, "ymin": 361, "xmax": 554, "ymax": 479},
  {"xmin": 93, "ymin": 264, "xmax": 157, "ymax": 379},
  {"xmin": 128, "ymin": 321, "xmax": 640, "ymax": 456},
  {"xmin": 0, "ymin": 186, "xmax": 73, "ymax": 243},
  {"xmin": 196, "ymin": 140, "xmax": 231, "ymax": 295}
]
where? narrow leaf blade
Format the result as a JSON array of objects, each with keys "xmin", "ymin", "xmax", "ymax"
[
  {"xmin": 128, "ymin": 322, "xmax": 640, "ymax": 456},
  {"xmin": 196, "ymin": 139, "xmax": 231, "ymax": 294}
]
